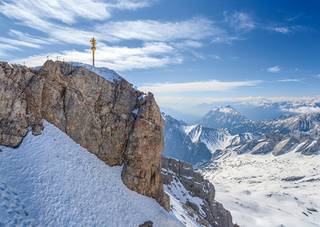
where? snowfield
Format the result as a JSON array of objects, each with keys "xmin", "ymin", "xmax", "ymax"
[
  {"xmin": 0, "ymin": 122, "xmax": 182, "ymax": 227},
  {"xmin": 201, "ymin": 152, "xmax": 320, "ymax": 227}
]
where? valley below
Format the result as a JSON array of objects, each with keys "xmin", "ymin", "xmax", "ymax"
[
  {"xmin": 164, "ymin": 105, "xmax": 320, "ymax": 227},
  {"xmin": 201, "ymin": 153, "xmax": 320, "ymax": 227}
]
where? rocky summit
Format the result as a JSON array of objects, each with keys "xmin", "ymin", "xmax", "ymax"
[{"xmin": 0, "ymin": 60, "xmax": 168, "ymax": 209}]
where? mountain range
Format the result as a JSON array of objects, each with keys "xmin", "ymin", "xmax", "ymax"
[
  {"xmin": 164, "ymin": 105, "xmax": 320, "ymax": 164},
  {"xmin": 163, "ymin": 105, "xmax": 320, "ymax": 227}
]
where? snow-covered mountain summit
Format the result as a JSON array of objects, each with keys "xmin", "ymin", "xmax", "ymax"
[
  {"xmin": 70, "ymin": 62, "xmax": 122, "ymax": 82},
  {"xmin": 199, "ymin": 106, "xmax": 260, "ymax": 134}
]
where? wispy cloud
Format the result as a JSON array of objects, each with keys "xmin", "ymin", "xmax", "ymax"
[
  {"xmin": 0, "ymin": 0, "xmax": 153, "ymax": 26},
  {"xmin": 97, "ymin": 17, "xmax": 221, "ymax": 42},
  {"xmin": 12, "ymin": 42, "xmax": 182, "ymax": 71},
  {"xmin": 0, "ymin": 0, "xmax": 157, "ymax": 47},
  {"xmin": 278, "ymin": 78, "xmax": 304, "ymax": 82},
  {"xmin": 224, "ymin": 11, "xmax": 256, "ymax": 32},
  {"xmin": 174, "ymin": 40, "xmax": 204, "ymax": 49},
  {"xmin": 155, "ymin": 95, "xmax": 320, "ymax": 110},
  {"xmin": 267, "ymin": 65, "xmax": 281, "ymax": 73},
  {"xmin": 270, "ymin": 26, "xmax": 291, "ymax": 34},
  {"xmin": 224, "ymin": 10, "xmax": 302, "ymax": 36},
  {"xmin": 0, "ymin": 1, "xmax": 242, "ymax": 47},
  {"xmin": 0, "ymin": 42, "xmax": 21, "ymax": 57},
  {"xmin": 0, "ymin": 0, "xmax": 244, "ymax": 70},
  {"xmin": 139, "ymin": 80, "xmax": 262, "ymax": 93},
  {"xmin": 8, "ymin": 30, "xmax": 55, "ymax": 45}
]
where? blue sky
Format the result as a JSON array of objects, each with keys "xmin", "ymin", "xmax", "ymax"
[{"xmin": 0, "ymin": 0, "xmax": 319, "ymax": 113}]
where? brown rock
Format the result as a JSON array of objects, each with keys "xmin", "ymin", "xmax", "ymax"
[
  {"xmin": 139, "ymin": 221, "xmax": 153, "ymax": 227},
  {"xmin": 122, "ymin": 93, "xmax": 170, "ymax": 210},
  {"xmin": 0, "ymin": 60, "xmax": 168, "ymax": 209},
  {"xmin": 162, "ymin": 157, "xmax": 235, "ymax": 227},
  {"xmin": 0, "ymin": 62, "xmax": 34, "ymax": 147}
]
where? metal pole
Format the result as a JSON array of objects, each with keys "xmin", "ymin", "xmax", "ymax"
[{"xmin": 90, "ymin": 37, "xmax": 97, "ymax": 68}]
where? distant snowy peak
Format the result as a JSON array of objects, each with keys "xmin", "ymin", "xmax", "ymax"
[
  {"xmin": 268, "ymin": 112, "xmax": 320, "ymax": 133},
  {"xmin": 204, "ymin": 106, "xmax": 246, "ymax": 121},
  {"xmin": 70, "ymin": 62, "xmax": 122, "ymax": 82},
  {"xmin": 199, "ymin": 106, "xmax": 253, "ymax": 134},
  {"xmin": 212, "ymin": 105, "xmax": 240, "ymax": 115}
]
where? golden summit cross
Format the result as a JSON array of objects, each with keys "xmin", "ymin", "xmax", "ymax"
[{"xmin": 90, "ymin": 37, "xmax": 97, "ymax": 67}]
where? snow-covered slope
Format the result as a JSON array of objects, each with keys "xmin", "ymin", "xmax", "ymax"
[
  {"xmin": 163, "ymin": 114, "xmax": 212, "ymax": 165},
  {"xmin": 184, "ymin": 125, "xmax": 235, "ymax": 153},
  {"xmin": 201, "ymin": 153, "xmax": 320, "ymax": 227},
  {"xmin": 0, "ymin": 122, "xmax": 182, "ymax": 227},
  {"xmin": 70, "ymin": 62, "xmax": 121, "ymax": 82}
]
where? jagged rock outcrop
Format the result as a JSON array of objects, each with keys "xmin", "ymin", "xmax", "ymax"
[
  {"xmin": 162, "ymin": 157, "xmax": 236, "ymax": 227},
  {"xmin": 0, "ymin": 63, "xmax": 34, "ymax": 147},
  {"xmin": 0, "ymin": 61, "xmax": 168, "ymax": 209}
]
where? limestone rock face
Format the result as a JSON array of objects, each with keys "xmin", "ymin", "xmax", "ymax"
[
  {"xmin": 122, "ymin": 93, "xmax": 170, "ymax": 209},
  {"xmin": 0, "ymin": 60, "xmax": 168, "ymax": 209},
  {"xmin": 162, "ymin": 157, "xmax": 236, "ymax": 227},
  {"xmin": 0, "ymin": 63, "xmax": 34, "ymax": 147}
]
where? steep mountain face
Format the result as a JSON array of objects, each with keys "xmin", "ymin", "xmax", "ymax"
[
  {"xmin": 162, "ymin": 158, "xmax": 237, "ymax": 227},
  {"xmin": 185, "ymin": 125, "xmax": 235, "ymax": 153},
  {"xmin": 0, "ymin": 60, "xmax": 168, "ymax": 209},
  {"xmin": 163, "ymin": 114, "xmax": 212, "ymax": 165},
  {"xmin": 199, "ymin": 106, "xmax": 265, "ymax": 134},
  {"xmin": 163, "ymin": 113, "xmax": 254, "ymax": 164}
]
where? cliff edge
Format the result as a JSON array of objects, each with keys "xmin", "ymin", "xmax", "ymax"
[{"xmin": 0, "ymin": 60, "xmax": 168, "ymax": 209}]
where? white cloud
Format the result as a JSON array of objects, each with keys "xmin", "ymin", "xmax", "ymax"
[
  {"xmin": 0, "ymin": 30, "xmax": 56, "ymax": 50},
  {"xmin": 154, "ymin": 95, "xmax": 320, "ymax": 110},
  {"xmin": 97, "ymin": 18, "xmax": 222, "ymax": 42},
  {"xmin": 278, "ymin": 78, "xmax": 303, "ymax": 82},
  {"xmin": 267, "ymin": 66, "xmax": 281, "ymax": 73},
  {"xmin": 211, "ymin": 36, "xmax": 243, "ymax": 44},
  {"xmin": 0, "ymin": 42, "xmax": 21, "ymax": 51},
  {"xmin": 0, "ymin": 0, "xmax": 156, "ymax": 46},
  {"xmin": 0, "ymin": 42, "xmax": 21, "ymax": 57},
  {"xmin": 0, "ymin": 37, "xmax": 42, "ymax": 49},
  {"xmin": 139, "ymin": 80, "xmax": 262, "ymax": 93},
  {"xmin": 174, "ymin": 40, "xmax": 204, "ymax": 49},
  {"xmin": 106, "ymin": 0, "xmax": 154, "ymax": 10},
  {"xmin": 9, "ymin": 30, "xmax": 55, "ymax": 45},
  {"xmin": 0, "ymin": 0, "xmax": 238, "ymax": 47},
  {"xmin": 271, "ymin": 26, "xmax": 291, "ymax": 34},
  {"xmin": 0, "ymin": 0, "xmax": 153, "ymax": 26},
  {"xmin": 225, "ymin": 11, "xmax": 256, "ymax": 31},
  {"xmin": 12, "ymin": 42, "xmax": 182, "ymax": 71}
]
